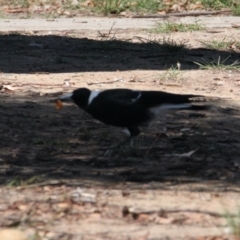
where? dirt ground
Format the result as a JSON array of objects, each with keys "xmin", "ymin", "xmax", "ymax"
[{"xmin": 1, "ymin": 25, "xmax": 240, "ymax": 240}]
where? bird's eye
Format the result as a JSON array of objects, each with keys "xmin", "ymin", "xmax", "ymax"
[{"xmin": 55, "ymin": 100, "xmax": 63, "ymax": 110}]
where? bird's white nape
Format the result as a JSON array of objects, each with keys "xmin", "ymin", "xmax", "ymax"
[
  {"xmin": 88, "ymin": 90, "xmax": 100, "ymax": 105},
  {"xmin": 131, "ymin": 92, "xmax": 142, "ymax": 103},
  {"xmin": 60, "ymin": 92, "xmax": 73, "ymax": 100},
  {"xmin": 150, "ymin": 103, "xmax": 192, "ymax": 115}
]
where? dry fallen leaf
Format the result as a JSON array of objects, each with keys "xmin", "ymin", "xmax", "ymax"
[
  {"xmin": 5, "ymin": 8, "xmax": 28, "ymax": 13},
  {"xmin": 165, "ymin": 148, "xmax": 199, "ymax": 157},
  {"xmin": 135, "ymin": 213, "xmax": 151, "ymax": 222},
  {"xmin": 80, "ymin": 0, "xmax": 95, "ymax": 7},
  {"xmin": 17, "ymin": 204, "xmax": 29, "ymax": 211},
  {"xmin": 2, "ymin": 84, "xmax": 18, "ymax": 91},
  {"xmin": 55, "ymin": 100, "xmax": 63, "ymax": 110},
  {"xmin": 155, "ymin": 216, "xmax": 175, "ymax": 224},
  {"xmin": 71, "ymin": 188, "xmax": 96, "ymax": 203},
  {"xmin": 231, "ymin": 24, "xmax": 240, "ymax": 28},
  {"xmin": 54, "ymin": 202, "xmax": 71, "ymax": 212}
]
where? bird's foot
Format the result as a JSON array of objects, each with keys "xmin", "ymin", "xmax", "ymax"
[{"xmin": 101, "ymin": 137, "xmax": 135, "ymax": 157}]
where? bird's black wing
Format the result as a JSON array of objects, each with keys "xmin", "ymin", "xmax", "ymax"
[
  {"xmin": 87, "ymin": 89, "xmax": 151, "ymax": 127},
  {"xmin": 93, "ymin": 89, "xmax": 203, "ymax": 107},
  {"xmin": 135, "ymin": 90, "xmax": 203, "ymax": 108},
  {"xmin": 95, "ymin": 88, "xmax": 141, "ymax": 105}
]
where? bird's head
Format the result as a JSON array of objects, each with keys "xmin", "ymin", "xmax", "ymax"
[{"xmin": 56, "ymin": 88, "xmax": 91, "ymax": 109}]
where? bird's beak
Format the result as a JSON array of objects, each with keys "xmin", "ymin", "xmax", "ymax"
[
  {"xmin": 59, "ymin": 92, "xmax": 73, "ymax": 102},
  {"xmin": 54, "ymin": 92, "xmax": 73, "ymax": 110}
]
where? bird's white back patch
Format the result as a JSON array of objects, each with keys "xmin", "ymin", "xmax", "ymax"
[
  {"xmin": 122, "ymin": 128, "xmax": 131, "ymax": 136},
  {"xmin": 60, "ymin": 92, "xmax": 73, "ymax": 100},
  {"xmin": 131, "ymin": 92, "xmax": 141, "ymax": 103},
  {"xmin": 88, "ymin": 90, "xmax": 100, "ymax": 105},
  {"xmin": 150, "ymin": 103, "xmax": 192, "ymax": 115}
]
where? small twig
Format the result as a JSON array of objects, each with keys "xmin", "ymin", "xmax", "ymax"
[
  {"xmin": 127, "ymin": 207, "xmax": 233, "ymax": 218},
  {"xmin": 87, "ymin": 78, "xmax": 123, "ymax": 86},
  {"xmin": 98, "ymin": 21, "xmax": 117, "ymax": 39},
  {"xmin": 165, "ymin": 209, "xmax": 231, "ymax": 218},
  {"xmin": 15, "ymin": 180, "xmax": 65, "ymax": 189},
  {"xmin": 108, "ymin": 21, "xmax": 117, "ymax": 36},
  {"xmin": 145, "ymin": 134, "xmax": 161, "ymax": 157},
  {"xmin": 132, "ymin": 10, "xmax": 232, "ymax": 18}
]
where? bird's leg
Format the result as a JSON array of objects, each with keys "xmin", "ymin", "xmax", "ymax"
[
  {"xmin": 107, "ymin": 126, "xmax": 140, "ymax": 149},
  {"xmin": 100, "ymin": 133, "xmax": 132, "ymax": 152},
  {"xmin": 116, "ymin": 126, "xmax": 140, "ymax": 147},
  {"xmin": 103, "ymin": 126, "xmax": 140, "ymax": 156},
  {"xmin": 103, "ymin": 136, "xmax": 136, "ymax": 157},
  {"xmin": 127, "ymin": 126, "xmax": 141, "ymax": 137},
  {"xmin": 106, "ymin": 135, "xmax": 134, "ymax": 150},
  {"xmin": 116, "ymin": 136, "xmax": 132, "ymax": 148},
  {"xmin": 119, "ymin": 126, "xmax": 140, "ymax": 148}
]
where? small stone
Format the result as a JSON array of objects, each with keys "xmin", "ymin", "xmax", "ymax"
[
  {"xmin": 214, "ymin": 81, "xmax": 224, "ymax": 86},
  {"xmin": 0, "ymin": 229, "xmax": 27, "ymax": 240},
  {"xmin": 71, "ymin": 0, "xmax": 79, "ymax": 5}
]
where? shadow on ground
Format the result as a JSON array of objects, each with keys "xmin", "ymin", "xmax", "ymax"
[
  {"xmin": 1, "ymin": 32, "xmax": 240, "ymax": 73},
  {"xmin": 1, "ymin": 94, "xmax": 240, "ymax": 190}
]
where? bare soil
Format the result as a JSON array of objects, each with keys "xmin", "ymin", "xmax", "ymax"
[{"xmin": 0, "ymin": 26, "xmax": 240, "ymax": 240}]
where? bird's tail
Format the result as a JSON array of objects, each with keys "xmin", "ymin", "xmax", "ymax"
[
  {"xmin": 150, "ymin": 103, "xmax": 209, "ymax": 116},
  {"xmin": 140, "ymin": 91, "xmax": 205, "ymax": 106}
]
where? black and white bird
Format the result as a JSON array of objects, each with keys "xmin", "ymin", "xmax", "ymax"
[{"xmin": 58, "ymin": 88, "xmax": 207, "ymax": 145}]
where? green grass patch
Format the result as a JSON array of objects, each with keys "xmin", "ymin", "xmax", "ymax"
[
  {"xmin": 7, "ymin": 175, "xmax": 41, "ymax": 187},
  {"xmin": 128, "ymin": 0, "xmax": 162, "ymax": 14},
  {"xmin": 91, "ymin": 0, "xmax": 160, "ymax": 15},
  {"xmin": 200, "ymin": 38, "xmax": 240, "ymax": 52},
  {"xmin": 225, "ymin": 208, "xmax": 240, "ymax": 239},
  {"xmin": 232, "ymin": 4, "xmax": 240, "ymax": 16},
  {"xmin": 92, "ymin": 0, "xmax": 129, "ymax": 15},
  {"xmin": 161, "ymin": 65, "xmax": 182, "ymax": 81},
  {"xmin": 201, "ymin": 0, "xmax": 229, "ymax": 9},
  {"xmin": 96, "ymin": 22, "xmax": 187, "ymax": 54},
  {"xmin": 3, "ymin": 0, "xmax": 240, "ymax": 16},
  {"xmin": 153, "ymin": 21, "xmax": 204, "ymax": 33},
  {"xmin": 201, "ymin": 0, "xmax": 240, "ymax": 15},
  {"xmin": 200, "ymin": 38, "xmax": 235, "ymax": 51},
  {"xmin": 136, "ymin": 36, "xmax": 187, "ymax": 53},
  {"xmin": 194, "ymin": 56, "xmax": 240, "ymax": 70},
  {"xmin": 158, "ymin": 37, "xmax": 187, "ymax": 53}
]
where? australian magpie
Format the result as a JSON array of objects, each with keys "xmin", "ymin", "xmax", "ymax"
[{"xmin": 57, "ymin": 88, "xmax": 207, "ymax": 144}]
